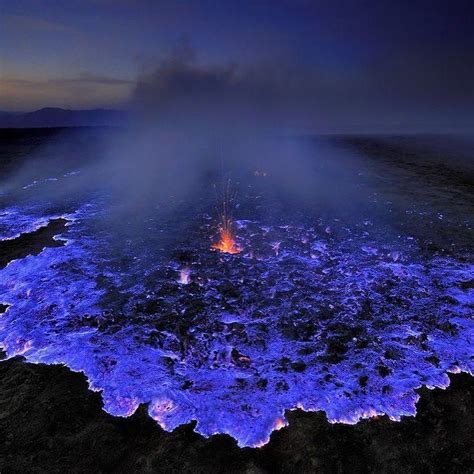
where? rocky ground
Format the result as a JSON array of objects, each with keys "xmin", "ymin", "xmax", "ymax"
[{"xmin": 0, "ymin": 355, "xmax": 472, "ymax": 473}]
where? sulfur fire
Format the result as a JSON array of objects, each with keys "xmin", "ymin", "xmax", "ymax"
[
  {"xmin": 211, "ymin": 179, "xmax": 242, "ymax": 254},
  {"xmin": 212, "ymin": 222, "xmax": 241, "ymax": 254}
]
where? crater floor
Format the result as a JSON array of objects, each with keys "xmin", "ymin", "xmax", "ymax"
[{"xmin": 0, "ymin": 136, "xmax": 473, "ymax": 448}]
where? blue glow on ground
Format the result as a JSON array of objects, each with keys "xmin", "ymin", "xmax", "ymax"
[{"xmin": 0, "ymin": 177, "xmax": 473, "ymax": 448}]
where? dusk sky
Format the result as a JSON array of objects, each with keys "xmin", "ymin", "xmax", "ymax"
[{"xmin": 1, "ymin": 0, "xmax": 473, "ymax": 132}]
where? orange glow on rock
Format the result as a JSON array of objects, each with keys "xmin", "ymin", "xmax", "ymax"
[{"xmin": 274, "ymin": 417, "xmax": 287, "ymax": 430}]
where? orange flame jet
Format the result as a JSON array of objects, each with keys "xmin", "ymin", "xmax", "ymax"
[
  {"xmin": 212, "ymin": 223, "xmax": 241, "ymax": 254},
  {"xmin": 211, "ymin": 179, "xmax": 242, "ymax": 254}
]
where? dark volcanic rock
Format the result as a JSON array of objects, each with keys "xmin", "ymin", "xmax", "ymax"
[{"xmin": 0, "ymin": 218, "xmax": 68, "ymax": 269}]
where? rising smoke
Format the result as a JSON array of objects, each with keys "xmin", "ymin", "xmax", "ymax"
[{"xmin": 1, "ymin": 41, "xmax": 370, "ymax": 231}]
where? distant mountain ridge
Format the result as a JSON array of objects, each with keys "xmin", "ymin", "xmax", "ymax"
[{"xmin": 0, "ymin": 107, "xmax": 125, "ymax": 128}]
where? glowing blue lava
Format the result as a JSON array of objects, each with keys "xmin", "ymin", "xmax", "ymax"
[{"xmin": 0, "ymin": 187, "xmax": 473, "ymax": 447}]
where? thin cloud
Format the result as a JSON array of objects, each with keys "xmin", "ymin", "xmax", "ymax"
[
  {"xmin": 49, "ymin": 73, "xmax": 135, "ymax": 86},
  {"xmin": 0, "ymin": 74, "xmax": 134, "ymax": 111},
  {"xmin": 3, "ymin": 13, "xmax": 79, "ymax": 35}
]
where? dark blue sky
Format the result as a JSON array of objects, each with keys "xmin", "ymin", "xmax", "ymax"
[{"xmin": 1, "ymin": 0, "xmax": 473, "ymax": 131}]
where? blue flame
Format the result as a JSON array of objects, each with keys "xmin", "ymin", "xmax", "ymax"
[{"xmin": 0, "ymin": 183, "xmax": 472, "ymax": 448}]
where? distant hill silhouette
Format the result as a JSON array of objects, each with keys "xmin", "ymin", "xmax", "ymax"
[{"xmin": 0, "ymin": 107, "xmax": 125, "ymax": 128}]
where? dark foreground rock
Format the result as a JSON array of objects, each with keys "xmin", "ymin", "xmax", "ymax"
[
  {"xmin": 0, "ymin": 218, "xmax": 68, "ymax": 269},
  {"xmin": 0, "ymin": 356, "xmax": 472, "ymax": 473}
]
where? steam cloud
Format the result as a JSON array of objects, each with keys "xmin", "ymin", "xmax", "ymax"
[{"xmin": 1, "ymin": 42, "xmax": 370, "ymax": 229}]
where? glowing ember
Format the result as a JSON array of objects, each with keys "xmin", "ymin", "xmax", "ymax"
[{"xmin": 212, "ymin": 224, "xmax": 241, "ymax": 254}]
